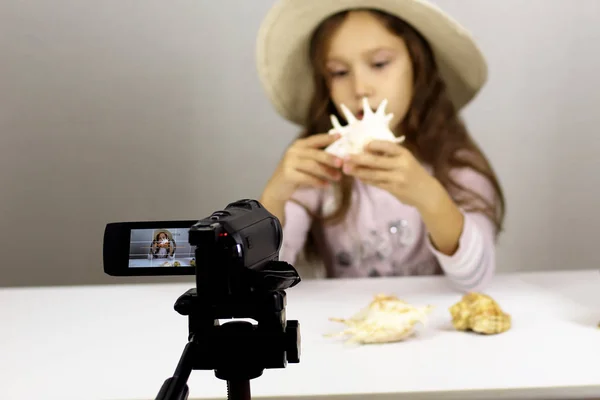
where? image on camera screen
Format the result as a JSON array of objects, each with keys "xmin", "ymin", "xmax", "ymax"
[{"xmin": 128, "ymin": 228, "xmax": 196, "ymax": 268}]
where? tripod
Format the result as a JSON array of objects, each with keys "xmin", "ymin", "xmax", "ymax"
[{"xmin": 155, "ymin": 287, "xmax": 300, "ymax": 400}]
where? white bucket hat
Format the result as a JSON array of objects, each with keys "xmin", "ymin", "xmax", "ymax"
[{"xmin": 256, "ymin": 0, "xmax": 488, "ymax": 127}]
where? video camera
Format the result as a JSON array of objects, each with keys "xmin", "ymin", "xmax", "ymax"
[{"xmin": 103, "ymin": 199, "xmax": 301, "ymax": 400}]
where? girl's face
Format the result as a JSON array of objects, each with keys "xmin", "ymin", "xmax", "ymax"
[
  {"xmin": 158, "ymin": 233, "xmax": 167, "ymax": 241},
  {"xmin": 324, "ymin": 11, "xmax": 414, "ymax": 131}
]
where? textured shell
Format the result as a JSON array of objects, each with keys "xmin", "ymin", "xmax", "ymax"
[
  {"xmin": 325, "ymin": 294, "xmax": 434, "ymax": 345},
  {"xmin": 325, "ymin": 98, "xmax": 404, "ymax": 158},
  {"xmin": 449, "ymin": 292, "xmax": 511, "ymax": 334}
]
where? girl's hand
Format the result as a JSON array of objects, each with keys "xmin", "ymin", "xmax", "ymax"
[
  {"xmin": 342, "ymin": 140, "xmax": 442, "ymax": 212},
  {"xmin": 263, "ymin": 133, "xmax": 344, "ymax": 201}
]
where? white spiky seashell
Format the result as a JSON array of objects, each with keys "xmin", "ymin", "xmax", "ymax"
[
  {"xmin": 324, "ymin": 294, "xmax": 433, "ymax": 345},
  {"xmin": 325, "ymin": 98, "xmax": 405, "ymax": 158}
]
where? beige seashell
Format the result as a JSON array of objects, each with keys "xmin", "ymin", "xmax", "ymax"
[
  {"xmin": 449, "ymin": 292, "xmax": 511, "ymax": 334},
  {"xmin": 325, "ymin": 294, "xmax": 434, "ymax": 345}
]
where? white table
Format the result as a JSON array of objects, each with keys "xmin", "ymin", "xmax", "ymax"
[{"xmin": 1, "ymin": 269, "xmax": 599, "ymax": 400}]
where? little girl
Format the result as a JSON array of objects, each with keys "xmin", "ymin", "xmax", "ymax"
[
  {"xmin": 255, "ymin": 0, "xmax": 506, "ymax": 292},
  {"xmin": 149, "ymin": 231, "xmax": 176, "ymax": 259}
]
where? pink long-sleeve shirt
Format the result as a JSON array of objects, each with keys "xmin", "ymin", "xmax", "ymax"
[{"xmin": 279, "ymin": 166, "xmax": 498, "ymax": 293}]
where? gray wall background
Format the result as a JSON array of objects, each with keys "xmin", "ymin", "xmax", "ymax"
[{"xmin": 1, "ymin": 0, "xmax": 599, "ymax": 287}]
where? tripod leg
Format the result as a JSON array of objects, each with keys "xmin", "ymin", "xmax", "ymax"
[
  {"xmin": 156, "ymin": 377, "xmax": 189, "ymax": 400},
  {"xmin": 155, "ymin": 341, "xmax": 196, "ymax": 400},
  {"xmin": 227, "ymin": 380, "xmax": 251, "ymax": 400}
]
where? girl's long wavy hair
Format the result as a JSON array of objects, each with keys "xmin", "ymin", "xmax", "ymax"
[{"xmin": 295, "ymin": 9, "xmax": 506, "ymax": 263}]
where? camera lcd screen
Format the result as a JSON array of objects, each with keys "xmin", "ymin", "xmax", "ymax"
[{"xmin": 128, "ymin": 227, "xmax": 196, "ymax": 268}]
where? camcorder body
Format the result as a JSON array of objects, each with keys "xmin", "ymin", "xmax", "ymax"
[{"xmin": 102, "ymin": 199, "xmax": 301, "ymax": 400}]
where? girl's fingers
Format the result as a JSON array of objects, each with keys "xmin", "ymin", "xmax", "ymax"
[
  {"xmin": 289, "ymin": 169, "xmax": 330, "ymax": 188},
  {"xmin": 344, "ymin": 165, "xmax": 397, "ymax": 184},
  {"xmin": 365, "ymin": 140, "xmax": 404, "ymax": 156},
  {"xmin": 344, "ymin": 152, "xmax": 397, "ymax": 170},
  {"xmin": 299, "ymin": 147, "xmax": 344, "ymax": 169},
  {"xmin": 295, "ymin": 158, "xmax": 342, "ymax": 182},
  {"xmin": 299, "ymin": 133, "xmax": 342, "ymax": 149}
]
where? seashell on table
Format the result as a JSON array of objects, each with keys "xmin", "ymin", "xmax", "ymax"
[
  {"xmin": 449, "ymin": 292, "xmax": 511, "ymax": 335},
  {"xmin": 324, "ymin": 294, "xmax": 434, "ymax": 345}
]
